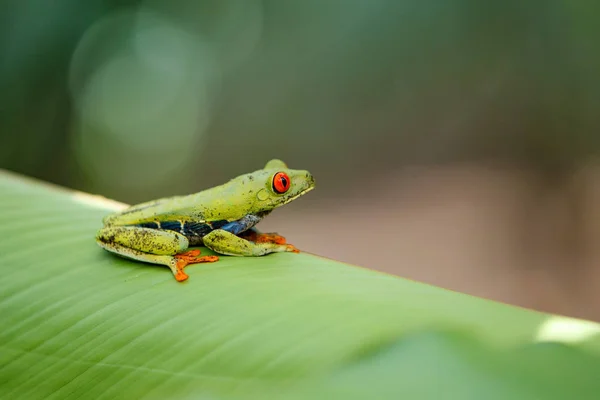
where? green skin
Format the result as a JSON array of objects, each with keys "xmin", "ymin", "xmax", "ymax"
[{"xmin": 96, "ymin": 159, "xmax": 315, "ymax": 282}]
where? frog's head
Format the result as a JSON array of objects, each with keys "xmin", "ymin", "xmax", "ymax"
[{"xmin": 238, "ymin": 159, "xmax": 315, "ymax": 213}]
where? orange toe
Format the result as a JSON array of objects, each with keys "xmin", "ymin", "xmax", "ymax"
[
  {"xmin": 179, "ymin": 249, "xmax": 201, "ymax": 257},
  {"xmin": 175, "ymin": 250, "xmax": 218, "ymax": 264},
  {"xmin": 286, "ymin": 244, "xmax": 300, "ymax": 253},
  {"xmin": 255, "ymin": 233, "xmax": 287, "ymax": 245},
  {"xmin": 175, "ymin": 269, "xmax": 189, "ymax": 282}
]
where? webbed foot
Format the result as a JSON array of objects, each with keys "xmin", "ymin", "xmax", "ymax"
[
  {"xmin": 242, "ymin": 231, "xmax": 288, "ymax": 245},
  {"xmin": 240, "ymin": 231, "xmax": 300, "ymax": 252},
  {"xmin": 285, "ymin": 244, "xmax": 300, "ymax": 253},
  {"xmin": 173, "ymin": 250, "xmax": 219, "ymax": 282}
]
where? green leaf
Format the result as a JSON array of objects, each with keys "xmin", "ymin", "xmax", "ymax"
[{"xmin": 1, "ymin": 169, "xmax": 599, "ymax": 400}]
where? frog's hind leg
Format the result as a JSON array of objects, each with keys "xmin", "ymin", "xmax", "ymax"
[
  {"xmin": 97, "ymin": 239, "xmax": 185, "ymax": 280},
  {"xmin": 96, "ymin": 226, "xmax": 218, "ymax": 282}
]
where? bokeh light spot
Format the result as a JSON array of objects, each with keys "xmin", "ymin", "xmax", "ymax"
[
  {"xmin": 535, "ymin": 316, "xmax": 600, "ymax": 344},
  {"xmin": 69, "ymin": 7, "xmax": 216, "ymax": 193}
]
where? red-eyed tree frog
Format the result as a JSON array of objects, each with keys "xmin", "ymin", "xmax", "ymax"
[{"xmin": 96, "ymin": 159, "xmax": 315, "ymax": 282}]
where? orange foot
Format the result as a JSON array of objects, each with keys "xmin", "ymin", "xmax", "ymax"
[
  {"xmin": 173, "ymin": 249, "xmax": 219, "ymax": 282},
  {"xmin": 244, "ymin": 231, "xmax": 288, "ymax": 245},
  {"xmin": 286, "ymin": 244, "xmax": 300, "ymax": 253}
]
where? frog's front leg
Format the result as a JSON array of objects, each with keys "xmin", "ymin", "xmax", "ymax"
[
  {"xmin": 203, "ymin": 229, "xmax": 299, "ymax": 256},
  {"xmin": 96, "ymin": 226, "xmax": 218, "ymax": 282}
]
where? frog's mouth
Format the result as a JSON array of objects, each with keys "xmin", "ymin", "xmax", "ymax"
[{"xmin": 281, "ymin": 185, "xmax": 315, "ymax": 206}]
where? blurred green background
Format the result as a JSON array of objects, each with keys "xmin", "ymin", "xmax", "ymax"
[{"xmin": 2, "ymin": 0, "xmax": 600, "ymax": 320}]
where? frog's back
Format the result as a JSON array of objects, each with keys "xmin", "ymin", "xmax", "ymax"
[
  {"xmin": 103, "ymin": 194, "xmax": 211, "ymax": 226},
  {"xmin": 102, "ymin": 174, "xmax": 261, "ymax": 229}
]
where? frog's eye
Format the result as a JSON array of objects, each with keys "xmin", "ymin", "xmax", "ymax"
[{"xmin": 273, "ymin": 172, "xmax": 291, "ymax": 194}]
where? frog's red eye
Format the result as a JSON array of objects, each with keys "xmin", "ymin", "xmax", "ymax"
[{"xmin": 273, "ymin": 172, "xmax": 291, "ymax": 194}]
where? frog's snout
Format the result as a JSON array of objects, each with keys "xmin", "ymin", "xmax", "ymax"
[{"xmin": 305, "ymin": 172, "xmax": 315, "ymax": 188}]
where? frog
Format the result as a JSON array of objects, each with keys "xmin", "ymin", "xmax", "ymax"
[{"xmin": 96, "ymin": 159, "xmax": 315, "ymax": 282}]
